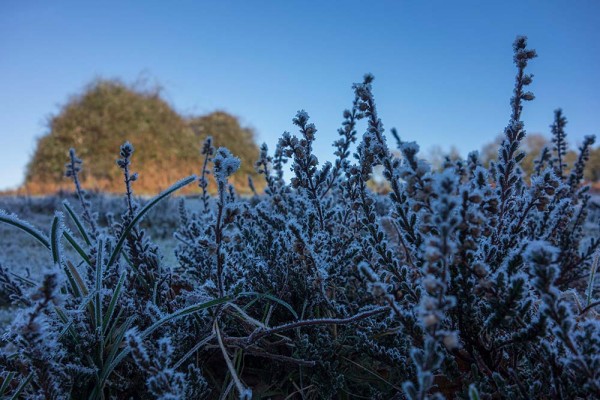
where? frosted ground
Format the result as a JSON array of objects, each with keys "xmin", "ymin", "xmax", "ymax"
[
  {"xmin": 0, "ymin": 192, "xmax": 194, "ymax": 258},
  {"xmin": 0, "ymin": 194, "xmax": 188, "ymax": 324}
]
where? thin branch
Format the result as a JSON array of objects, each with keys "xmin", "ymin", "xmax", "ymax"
[
  {"xmin": 245, "ymin": 307, "xmax": 387, "ymax": 345},
  {"xmin": 579, "ymin": 300, "xmax": 600, "ymax": 317}
]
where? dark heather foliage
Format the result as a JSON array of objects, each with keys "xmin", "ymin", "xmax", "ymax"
[{"xmin": 1, "ymin": 36, "xmax": 599, "ymax": 399}]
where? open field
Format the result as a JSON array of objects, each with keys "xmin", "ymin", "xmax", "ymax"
[{"xmin": 0, "ymin": 193, "xmax": 187, "ymax": 277}]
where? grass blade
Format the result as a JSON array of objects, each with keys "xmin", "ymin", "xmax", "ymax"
[
  {"xmin": 172, "ymin": 334, "xmax": 215, "ymax": 370},
  {"xmin": 50, "ymin": 213, "xmax": 64, "ymax": 265},
  {"xmin": 63, "ymin": 200, "xmax": 92, "ymax": 246},
  {"xmin": 9, "ymin": 272, "xmax": 37, "ymax": 287},
  {"xmin": 239, "ymin": 292, "xmax": 299, "ymax": 320},
  {"xmin": 63, "ymin": 262, "xmax": 83, "ymax": 298},
  {"xmin": 141, "ymin": 295, "xmax": 231, "ymax": 339},
  {"xmin": 95, "ymin": 295, "xmax": 231, "ymax": 397},
  {"xmin": 65, "ymin": 261, "xmax": 89, "ymax": 296},
  {"xmin": 8, "ymin": 372, "xmax": 32, "ymax": 400},
  {"xmin": 95, "ymin": 238, "xmax": 104, "ymax": 331},
  {"xmin": 215, "ymin": 320, "xmax": 252, "ymax": 399},
  {"xmin": 0, "ymin": 372, "xmax": 15, "ymax": 396},
  {"xmin": 0, "ymin": 210, "xmax": 50, "ymax": 249},
  {"xmin": 587, "ymin": 249, "xmax": 599, "ymax": 306},
  {"xmin": 102, "ymin": 274, "xmax": 126, "ymax": 334},
  {"xmin": 89, "ymin": 315, "xmax": 136, "ymax": 400},
  {"xmin": 63, "ymin": 230, "xmax": 93, "ymax": 266}
]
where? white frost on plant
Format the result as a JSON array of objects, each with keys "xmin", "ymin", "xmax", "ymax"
[{"xmin": 213, "ymin": 147, "xmax": 241, "ymax": 185}]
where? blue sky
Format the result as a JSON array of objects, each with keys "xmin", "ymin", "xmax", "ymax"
[{"xmin": 1, "ymin": 1, "xmax": 599, "ymax": 190}]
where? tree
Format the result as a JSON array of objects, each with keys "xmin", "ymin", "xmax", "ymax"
[
  {"xmin": 481, "ymin": 132, "xmax": 600, "ymax": 184},
  {"xmin": 24, "ymin": 79, "xmax": 261, "ymax": 194}
]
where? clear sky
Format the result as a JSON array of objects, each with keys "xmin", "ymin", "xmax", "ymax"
[{"xmin": 1, "ymin": 1, "xmax": 599, "ymax": 190}]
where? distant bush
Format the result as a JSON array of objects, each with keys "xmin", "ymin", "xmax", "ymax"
[
  {"xmin": 479, "ymin": 113, "xmax": 600, "ymax": 184},
  {"xmin": 1, "ymin": 36, "xmax": 599, "ymax": 399},
  {"xmin": 24, "ymin": 79, "xmax": 261, "ymax": 195}
]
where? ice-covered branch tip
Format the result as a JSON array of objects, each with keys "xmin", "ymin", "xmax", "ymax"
[
  {"xmin": 117, "ymin": 141, "xmax": 139, "ymax": 216},
  {"xmin": 292, "ymin": 110, "xmax": 317, "ymax": 142},
  {"xmin": 117, "ymin": 142, "xmax": 135, "ymax": 169},
  {"xmin": 65, "ymin": 148, "xmax": 99, "ymax": 237},
  {"xmin": 510, "ymin": 35, "xmax": 537, "ymax": 125},
  {"xmin": 201, "ymin": 136, "xmax": 214, "ymax": 156},
  {"xmin": 65, "ymin": 148, "xmax": 82, "ymax": 178},
  {"xmin": 513, "ymin": 36, "xmax": 537, "ymax": 68},
  {"xmin": 213, "ymin": 147, "xmax": 240, "ymax": 185}
]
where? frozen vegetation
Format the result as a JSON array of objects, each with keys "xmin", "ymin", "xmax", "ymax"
[{"xmin": 1, "ymin": 36, "xmax": 599, "ymax": 399}]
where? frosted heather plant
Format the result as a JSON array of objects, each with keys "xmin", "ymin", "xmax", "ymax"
[{"xmin": 0, "ymin": 35, "xmax": 599, "ymax": 399}]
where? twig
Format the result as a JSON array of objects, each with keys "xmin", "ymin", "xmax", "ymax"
[
  {"xmin": 173, "ymin": 333, "xmax": 215, "ymax": 370},
  {"xmin": 579, "ymin": 300, "xmax": 600, "ymax": 317},
  {"xmin": 246, "ymin": 307, "xmax": 387, "ymax": 345}
]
